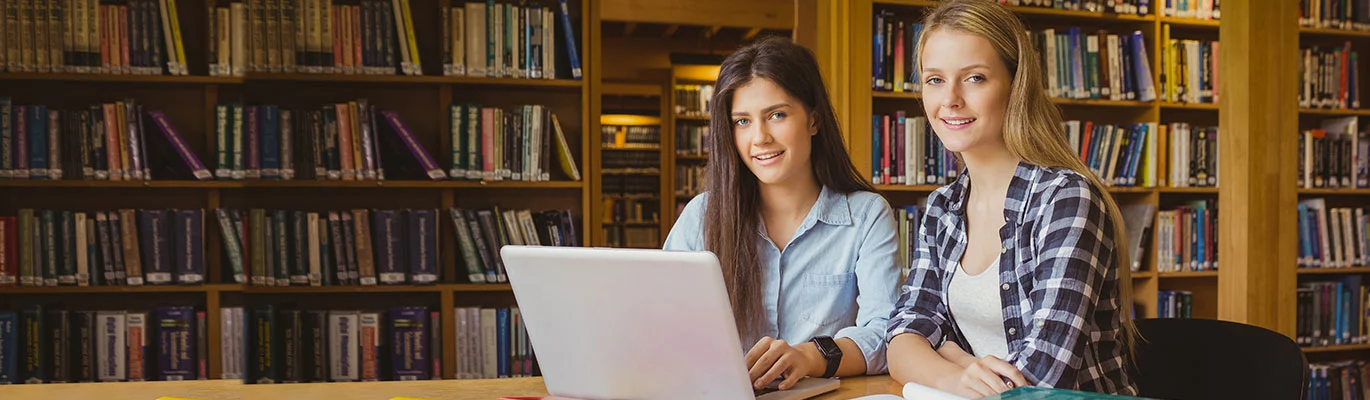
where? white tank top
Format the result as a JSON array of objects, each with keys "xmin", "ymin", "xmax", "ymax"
[{"xmin": 948, "ymin": 262, "xmax": 1010, "ymax": 360}]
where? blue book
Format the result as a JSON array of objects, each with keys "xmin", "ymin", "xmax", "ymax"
[
  {"xmin": 28, "ymin": 106, "xmax": 47, "ymax": 179},
  {"xmin": 557, "ymin": 0, "xmax": 581, "ymax": 79},
  {"xmin": 173, "ymin": 210, "xmax": 205, "ymax": 284},
  {"xmin": 261, "ymin": 106, "xmax": 280, "ymax": 180},
  {"xmin": 408, "ymin": 209, "xmax": 438, "ymax": 285},
  {"xmin": 389, "ymin": 307, "xmax": 429, "ymax": 380},
  {"xmin": 872, "ymin": 115, "xmax": 882, "ymax": 184},
  {"xmin": 0, "ymin": 311, "xmax": 16, "ymax": 383},
  {"xmin": 372, "ymin": 210, "xmax": 405, "ymax": 285},
  {"xmin": 496, "ymin": 308, "xmax": 510, "ymax": 378},
  {"xmin": 156, "ymin": 307, "xmax": 196, "ymax": 381}
]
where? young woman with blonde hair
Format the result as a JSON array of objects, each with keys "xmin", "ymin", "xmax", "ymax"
[{"xmin": 884, "ymin": 0, "xmax": 1138, "ymax": 397}]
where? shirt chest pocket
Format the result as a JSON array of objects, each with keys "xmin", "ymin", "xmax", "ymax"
[{"xmin": 798, "ymin": 272, "xmax": 857, "ymax": 327}]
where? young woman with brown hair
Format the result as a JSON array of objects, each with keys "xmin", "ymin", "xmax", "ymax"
[{"xmin": 663, "ymin": 36, "xmax": 901, "ymax": 391}]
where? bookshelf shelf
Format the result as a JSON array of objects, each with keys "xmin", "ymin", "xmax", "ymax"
[
  {"xmin": 873, "ymin": 91, "xmax": 922, "ymax": 100},
  {"xmin": 242, "ymin": 73, "xmax": 585, "ymax": 88},
  {"xmin": 0, "ymin": 284, "xmax": 240, "ymax": 294},
  {"xmin": 603, "ymin": 145, "xmax": 663, "ymax": 151},
  {"xmin": 1051, "ymin": 98, "xmax": 1154, "ymax": 108},
  {"xmin": 603, "ymin": 221, "xmax": 661, "ymax": 228},
  {"xmin": 873, "ymin": 0, "xmax": 1154, "ymax": 23},
  {"xmin": 1157, "ymin": 187, "xmax": 1220, "ymax": 194},
  {"xmin": 451, "ymin": 284, "xmax": 513, "ymax": 292},
  {"xmin": 243, "ymin": 285, "xmax": 444, "ymax": 294},
  {"xmin": 1297, "ymin": 267, "xmax": 1370, "ymax": 275},
  {"xmin": 1161, "ymin": 102, "xmax": 1219, "ymax": 111},
  {"xmin": 1297, "ymin": 188, "xmax": 1370, "ymax": 195},
  {"xmin": 1298, "ymin": 27, "xmax": 1370, "ymax": 38},
  {"xmin": 1161, "ymin": 17, "xmax": 1221, "ymax": 28},
  {"xmin": 1158, "ymin": 271, "xmax": 1220, "ymax": 278},
  {"xmin": 1105, "ymin": 186, "xmax": 1155, "ymax": 194},
  {"xmin": 0, "ymin": 180, "xmax": 240, "ymax": 188},
  {"xmin": 1302, "ymin": 343, "xmax": 1370, "ymax": 353},
  {"xmin": 0, "ymin": 73, "xmax": 245, "ymax": 84},
  {"xmin": 1298, "ymin": 108, "xmax": 1370, "ymax": 116},
  {"xmin": 1132, "ymin": 271, "xmax": 1157, "ymax": 279}
]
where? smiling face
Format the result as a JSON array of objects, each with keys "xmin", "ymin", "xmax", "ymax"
[
  {"xmin": 919, "ymin": 28, "xmax": 1013, "ymax": 158},
  {"xmin": 730, "ymin": 77, "xmax": 818, "ymax": 187}
]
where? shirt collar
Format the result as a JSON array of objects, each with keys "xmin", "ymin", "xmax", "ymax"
[
  {"xmin": 813, "ymin": 185, "xmax": 853, "ymax": 226},
  {"xmin": 945, "ymin": 160, "xmax": 1038, "ymax": 225}
]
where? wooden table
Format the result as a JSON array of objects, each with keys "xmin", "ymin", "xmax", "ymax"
[{"xmin": 0, "ymin": 375, "xmax": 903, "ymax": 400}]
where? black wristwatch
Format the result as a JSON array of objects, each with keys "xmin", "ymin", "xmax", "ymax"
[{"xmin": 810, "ymin": 335, "xmax": 842, "ymax": 378}]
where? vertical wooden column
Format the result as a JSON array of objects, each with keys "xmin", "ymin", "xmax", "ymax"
[
  {"xmin": 587, "ymin": 0, "xmax": 603, "ymax": 247},
  {"xmin": 1217, "ymin": 0, "xmax": 1299, "ymax": 336},
  {"xmin": 795, "ymin": 0, "xmax": 855, "ymax": 149}
]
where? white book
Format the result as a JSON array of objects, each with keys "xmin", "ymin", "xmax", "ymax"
[
  {"xmin": 97, "ymin": 311, "xmax": 127, "ymax": 382},
  {"xmin": 220, "ymin": 308, "xmax": 238, "ymax": 379},
  {"xmin": 329, "ymin": 311, "xmax": 360, "ymax": 382}
]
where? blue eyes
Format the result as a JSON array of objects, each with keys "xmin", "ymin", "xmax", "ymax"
[
  {"xmin": 733, "ymin": 112, "xmax": 785, "ymax": 127},
  {"xmin": 924, "ymin": 75, "xmax": 986, "ymax": 85}
]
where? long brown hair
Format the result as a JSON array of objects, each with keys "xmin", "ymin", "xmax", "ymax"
[
  {"xmin": 917, "ymin": 0, "xmax": 1140, "ymax": 354},
  {"xmin": 704, "ymin": 36, "xmax": 876, "ymax": 341}
]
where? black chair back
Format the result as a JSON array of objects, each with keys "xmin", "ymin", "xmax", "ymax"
[{"xmin": 1133, "ymin": 318, "xmax": 1309, "ymax": 400}]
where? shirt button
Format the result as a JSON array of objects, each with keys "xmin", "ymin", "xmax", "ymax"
[
  {"xmin": 1008, "ymin": 328, "xmax": 1017, "ymax": 335},
  {"xmin": 1001, "ymin": 247, "xmax": 1008, "ymax": 254},
  {"xmin": 1001, "ymin": 283, "xmax": 1010, "ymax": 291},
  {"xmin": 1037, "ymin": 320, "xmax": 1046, "ymax": 328}
]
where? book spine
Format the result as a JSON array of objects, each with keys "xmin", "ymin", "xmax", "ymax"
[
  {"xmin": 215, "ymin": 209, "xmax": 246, "ymax": 284},
  {"xmin": 389, "ymin": 306, "xmax": 427, "ymax": 380},
  {"xmin": 250, "ymin": 306, "xmax": 276, "ymax": 383},
  {"xmin": 305, "ymin": 310, "xmax": 327, "ymax": 382},
  {"xmin": 373, "ymin": 209, "xmax": 403, "ymax": 284},
  {"xmin": 149, "ymin": 111, "xmax": 212, "ymax": 180},
  {"xmin": 21, "ymin": 306, "xmax": 45, "ymax": 383},
  {"xmin": 119, "ymin": 209, "xmax": 142, "ymax": 285},
  {"xmin": 196, "ymin": 310, "xmax": 206, "ymax": 379},
  {"xmin": 429, "ymin": 309, "xmax": 440, "ymax": 379},
  {"xmin": 290, "ymin": 211, "xmax": 307, "ymax": 285},
  {"xmin": 48, "ymin": 310, "xmax": 69, "ymax": 383},
  {"xmin": 556, "ymin": 0, "xmax": 578, "ymax": 79},
  {"xmin": 409, "ymin": 209, "xmax": 437, "ymax": 284},
  {"xmin": 280, "ymin": 109, "xmax": 294, "ymax": 179},
  {"xmin": 272, "ymin": 210, "xmax": 288, "ymax": 286},
  {"xmin": 328, "ymin": 312, "xmax": 358, "ymax": 382},
  {"xmin": 358, "ymin": 312, "xmax": 379, "ymax": 381},
  {"xmin": 307, "ymin": 212, "xmax": 321, "ymax": 286},
  {"xmin": 157, "ymin": 306, "xmax": 195, "ymax": 380},
  {"xmin": 58, "ymin": 211, "xmax": 75, "ymax": 285},
  {"xmin": 74, "ymin": 212, "xmax": 89, "ymax": 286},
  {"xmin": 175, "ymin": 209, "xmax": 204, "ymax": 284},
  {"xmin": 140, "ymin": 210, "xmax": 173, "ymax": 285},
  {"xmin": 281, "ymin": 310, "xmax": 300, "ymax": 383},
  {"xmin": 40, "ymin": 210, "xmax": 55, "ymax": 286},
  {"xmin": 74, "ymin": 311, "xmax": 95, "ymax": 382},
  {"xmin": 261, "ymin": 106, "xmax": 280, "ymax": 179},
  {"xmin": 0, "ymin": 217, "xmax": 14, "ymax": 286},
  {"xmin": 96, "ymin": 311, "xmax": 126, "ymax": 382},
  {"xmin": 47, "ymin": 110, "xmax": 61, "ymax": 179},
  {"xmin": 351, "ymin": 209, "xmax": 375, "ymax": 285},
  {"xmin": 380, "ymin": 111, "xmax": 444, "ymax": 179},
  {"xmin": 0, "ymin": 312, "xmax": 15, "ymax": 384},
  {"xmin": 126, "ymin": 311, "xmax": 147, "ymax": 381}
]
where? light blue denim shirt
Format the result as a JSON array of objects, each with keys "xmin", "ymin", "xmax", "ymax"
[{"xmin": 662, "ymin": 185, "xmax": 901, "ymax": 374}]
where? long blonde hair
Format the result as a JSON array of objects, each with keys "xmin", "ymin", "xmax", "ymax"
[{"xmin": 916, "ymin": 0, "xmax": 1141, "ymax": 355}]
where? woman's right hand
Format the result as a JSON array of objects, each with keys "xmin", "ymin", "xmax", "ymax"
[{"xmin": 938, "ymin": 355, "xmax": 1029, "ymax": 398}]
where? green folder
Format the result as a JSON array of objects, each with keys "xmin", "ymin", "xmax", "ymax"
[{"xmin": 980, "ymin": 386, "xmax": 1157, "ymax": 399}]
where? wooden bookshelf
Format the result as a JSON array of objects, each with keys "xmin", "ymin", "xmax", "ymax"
[
  {"xmin": 0, "ymin": 0, "xmax": 593, "ymax": 384},
  {"xmin": 1302, "ymin": 343, "xmax": 1370, "ymax": 353},
  {"xmin": 846, "ymin": 0, "xmax": 1224, "ymax": 321},
  {"xmin": 665, "ymin": 65, "xmax": 719, "ymax": 230}
]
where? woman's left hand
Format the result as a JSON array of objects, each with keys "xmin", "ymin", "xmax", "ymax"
[{"xmin": 744, "ymin": 337, "xmax": 824, "ymax": 391}]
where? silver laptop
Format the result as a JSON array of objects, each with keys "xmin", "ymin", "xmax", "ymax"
[{"xmin": 500, "ymin": 245, "xmax": 841, "ymax": 400}]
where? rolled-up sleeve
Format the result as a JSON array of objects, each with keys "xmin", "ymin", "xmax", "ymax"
[
  {"xmin": 885, "ymin": 205, "xmax": 954, "ymax": 350},
  {"xmin": 834, "ymin": 198, "xmax": 901, "ymax": 374}
]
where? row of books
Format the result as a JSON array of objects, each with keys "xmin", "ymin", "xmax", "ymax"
[
  {"xmin": 215, "ymin": 208, "xmax": 439, "ymax": 287},
  {"xmin": 601, "ymin": 174, "xmax": 655, "ymax": 196},
  {"xmin": 893, "ymin": 205, "xmax": 920, "ymax": 283},
  {"xmin": 1307, "ymin": 361, "xmax": 1370, "ymax": 400},
  {"xmin": 994, "ymin": 0, "xmax": 1147, "ymax": 16},
  {"xmin": 1032, "ymin": 28, "xmax": 1157, "ymax": 102},
  {"xmin": 1300, "ymin": 43, "xmax": 1361, "ymax": 111},
  {"xmin": 673, "ymin": 85, "xmax": 713, "ymax": 118},
  {"xmin": 212, "ymin": 101, "xmax": 444, "ymax": 181},
  {"xmin": 440, "ymin": 0, "xmax": 581, "ymax": 80},
  {"xmin": 0, "ymin": 98, "xmax": 209, "ymax": 181},
  {"xmin": 1157, "ymin": 290, "xmax": 1193, "ymax": 318},
  {"xmin": 453, "ymin": 306, "xmax": 534, "ymax": 379},
  {"xmin": 1296, "ymin": 200, "xmax": 1370, "ymax": 270},
  {"xmin": 221, "ymin": 306, "xmax": 447, "ymax": 383},
  {"xmin": 600, "ymin": 125, "xmax": 659, "ymax": 150},
  {"xmin": 602, "ymin": 227, "xmax": 658, "ymax": 249},
  {"xmin": 0, "ymin": 208, "xmax": 207, "ymax": 287},
  {"xmin": 1297, "ymin": 278, "xmax": 1368, "ymax": 348},
  {"xmin": 0, "ymin": 306, "xmax": 206, "ymax": 384},
  {"xmin": 675, "ymin": 165, "xmax": 703, "ymax": 199},
  {"xmin": 1157, "ymin": 201, "xmax": 1218, "ymax": 272},
  {"xmin": 1300, "ymin": 117, "xmax": 1368, "ymax": 189},
  {"xmin": 453, "ymin": 207, "xmax": 577, "ymax": 284},
  {"xmin": 870, "ymin": 10, "xmax": 921, "ymax": 93},
  {"xmin": 675, "ymin": 124, "xmax": 709, "ymax": 157},
  {"xmin": 600, "ymin": 151, "xmax": 657, "ymax": 175},
  {"xmin": 447, "ymin": 103, "xmax": 578, "ymax": 182},
  {"xmin": 1300, "ymin": 0, "xmax": 1370, "ymax": 31},
  {"xmin": 0, "ymin": 0, "xmax": 192, "ymax": 75},
  {"xmin": 1160, "ymin": 35, "xmax": 1218, "ymax": 104},
  {"xmin": 869, "ymin": 114, "xmax": 960, "ymax": 186},
  {"xmin": 601, "ymin": 197, "xmax": 657, "ymax": 225},
  {"xmin": 1163, "ymin": 0, "xmax": 1219, "ymax": 19},
  {"xmin": 208, "ymin": 0, "xmax": 424, "ymax": 76}
]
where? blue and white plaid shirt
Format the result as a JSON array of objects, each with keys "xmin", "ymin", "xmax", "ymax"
[{"xmin": 886, "ymin": 161, "xmax": 1137, "ymax": 395}]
